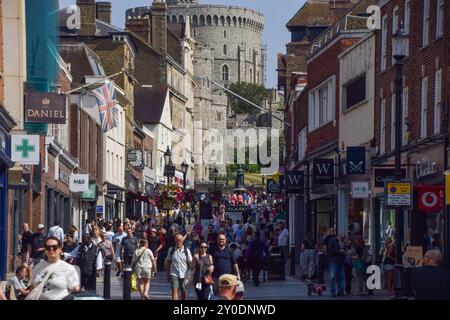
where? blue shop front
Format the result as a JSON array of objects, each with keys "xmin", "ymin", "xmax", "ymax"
[{"xmin": 0, "ymin": 107, "xmax": 17, "ymax": 280}]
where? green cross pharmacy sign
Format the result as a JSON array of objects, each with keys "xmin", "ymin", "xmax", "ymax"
[{"xmin": 11, "ymin": 135, "xmax": 40, "ymax": 165}]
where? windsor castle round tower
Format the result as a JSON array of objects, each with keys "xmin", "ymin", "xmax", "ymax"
[{"xmin": 126, "ymin": 0, "xmax": 265, "ymax": 177}]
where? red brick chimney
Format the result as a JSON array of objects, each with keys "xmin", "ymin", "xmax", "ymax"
[
  {"xmin": 329, "ymin": 0, "xmax": 353, "ymax": 18},
  {"xmin": 151, "ymin": 1, "xmax": 167, "ymax": 53},
  {"xmin": 126, "ymin": 14, "xmax": 151, "ymax": 45},
  {"xmin": 77, "ymin": 0, "xmax": 96, "ymax": 36},
  {"xmin": 96, "ymin": 2, "xmax": 112, "ymax": 25}
]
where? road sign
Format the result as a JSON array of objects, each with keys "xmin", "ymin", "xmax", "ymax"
[
  {"xmin": 11, "ymin": 135, "xmax": 40, "ymax": 165},
  {"xmin": 385, "ymin": 181, "xmax": 412, "ymax": 207}
]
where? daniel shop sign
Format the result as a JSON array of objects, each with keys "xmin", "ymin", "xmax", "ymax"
[{"xmin": 69, "ymin": 174, "xmax": 89, "ymax": 192}]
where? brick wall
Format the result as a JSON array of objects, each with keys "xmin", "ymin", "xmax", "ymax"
[
  {"xmin": 306, "ymin": 38, "xmax": 359, "ymax": 154},
  {"xmin": 374, "ymin": 0, "xmax": 450, "ymax": 154}
]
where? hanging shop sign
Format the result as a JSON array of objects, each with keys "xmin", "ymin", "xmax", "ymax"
[
  {"xmin": 59, "ymin": 170, "xmax": 70, "ymax": 186},
  {"xmin": 385, "ymin": 181, "xmax": 412, "ymax": 207},
  {"xmin": 374, "ymin": 168, "xmax": 407, "ymax": 188},
  {"xmin": 351, "ymin": 181, "xmax": 370, "ymax": 199},
  {"xmin": 128, "ymin": 149, "xmax": 143, "ymax": 168},
  {"xmin": 417, "ymin": 186, "xmax": 444, "ymax": 212},
  {"xmin": 285, "ymin": 171, "xmax": 304, "ymax": 194},
  {"xmin": 346, "ymin": 147, "xmax": 365, "ymax": 175},
  {"xmin": 25, "ymin": 91, "xmax": 66, "ymax": 124},
  {"xmin": 415, "ymin": 157, "xmax": 437, "ymax": 180},
  {"xmin": 267, "ymin": 179, "xmax": 280, "ymax": 193},
  {"xmin": 164, "ymin": 165, "xmax": 176, "ymax": 177},
  {"xmin": 82, "ymin": 183, "xmax": 97, "ymax": 200},
  {"xmin": 11, "ymin": 135, "xmax": 40, "ymax": 165},
  {"xmin": 313, "ymin": 159, "xmax": 334, "ymax": 184},
  {"xmin": 70, "ymin": 174, "xmax": 89, "ymax": 192}
]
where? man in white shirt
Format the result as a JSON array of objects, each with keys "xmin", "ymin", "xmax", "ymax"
[
  {"xmin": 11, "ymin": 266, "xmax": 30, "ymax": 300},
  {"xmin": 277, "ymin": 222, "xmax": 289, "ymax": 260},
  {"xmin": 48, "ymin": 221, "xmax": 64, "ymax": 245},
  {"xmin": 165, "ymin": 234, "xmax": 193, "ymax": 300},
  {"xmin": 64, "ymin": 234, "xmax": 103, "ymax": 291},
  {"xmin": 112, "ymin": 226, "xmax": 127, "ymax": 277}
]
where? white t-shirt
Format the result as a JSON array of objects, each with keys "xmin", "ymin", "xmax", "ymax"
[
  {"xmin": 278, "ymin": 228, "xmax": 289, "ymax": 247},
  {"xmin": 31, "ymin": 260, "xmax": 79, "ymax": 300}
]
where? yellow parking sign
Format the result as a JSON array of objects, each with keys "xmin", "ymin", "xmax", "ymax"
[{"xmin": 385, "ymin": 181, "xmax": 412, "ymax": 207}]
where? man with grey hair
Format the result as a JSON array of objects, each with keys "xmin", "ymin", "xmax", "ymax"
[{"xmin": 411, "ymin": 250, "xmax": 450, "ymax": 300}]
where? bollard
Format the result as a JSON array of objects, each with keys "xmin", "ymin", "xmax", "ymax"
[
  {"xmin": 317, "ymin": 252, "xmax": 325, "ymax": 283},
  {"xmin": 123, "ymin": 266, "xmax": 132, "ymax": 300},
  {"xmin": 290, "ymin": 245, "xmax": 296, "ymax": 276},
  {"xmin": 103, "ymin": 261, "xmax": 112, "ymax": 299}
]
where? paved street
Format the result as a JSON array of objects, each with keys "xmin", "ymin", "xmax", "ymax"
[{"xmin": 96, "ymin": 267, "xmax": 390, "ymax": 300}]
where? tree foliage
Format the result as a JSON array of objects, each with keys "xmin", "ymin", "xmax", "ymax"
[{"xmin": 227, "ymin": 82, "xmax": 267, "ymax": 115}]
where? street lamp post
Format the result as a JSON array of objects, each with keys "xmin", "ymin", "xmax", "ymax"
[
  {"xmin": 262, "ymin": 175, "xmax": 265, "ymax": 191},
  {"xmin": 213, "ymin": 167, "xmax": 219, "ymax": 191},
  {"xmin": 181, "ymin": 160, "xmax": 189, "ymax": 191},
  {"xmin": 164, "ymin": 146, "xmax": 172, "ymax": 226},
  {"xmin": 392, "ymin": 22, "xmax": 408, "ymax": 300}
]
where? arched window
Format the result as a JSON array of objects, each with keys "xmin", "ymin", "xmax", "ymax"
[
  {"xmin": 206, "ymin": 15, "xmax": 212, "ymax": 26},
  {"xmin": 213, "ymin": 15, "xmax": 219, "ymax": 26},
  {"xmin": 192, "ymin": 15, "xmax": 198, "ymax": 26},
  {"xmin": 226, "ymin": 16, "xmax": 231, "ymax": 26},
  {"xmin": 222, "ymin": 65, "xmax": 229, "ymax": 81},
  {"xmin": 249, "ymin": 68, "xmax": 253, "ymax": 82},
  {"xmin": 199, "ymin": 15, "xmax": 205, "ymax": 26},
  {"xmin": 233, "ymin": 17, "xmax": 237, "ymax": 27},
  {"xmin": 171, "ymin": 15, "xmax": 177, "ymax": 23},
  {"xmin": 179, "ymin": 15, "xmax": 184, "ymax": 23},
  {"xmin": 223, "ymin": 44, "xmax": 227, "ymax": 55},
  {"xmin": 223, "ymin": 30, "xmax": 227, "ymax": 38},
  {"xmin": 220, "ymin": 16, "xmax": 225, "ymax": 26}
]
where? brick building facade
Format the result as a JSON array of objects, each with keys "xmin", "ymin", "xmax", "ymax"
[{"xmin": 373, "ymin": 0, "xmax": 449, "ymax": 253}]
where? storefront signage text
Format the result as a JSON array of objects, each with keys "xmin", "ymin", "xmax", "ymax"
[
  {"xmin": 59, "ymin": 170, "xmax": 70, "ymax": 186},
  {"xmin": 285, "ymin": 171, "xmax": 304, "ymax": 194},
  {"xmin": 25, "ymin": 91, "xmax": 66, "ymax": 124},
  {"xmin": 70, "ymin": 174, "xmax": 89, "ymax": 192},
  {"xmin": 385, "ymin": 181, "xmax": 412, "ymax": 207},
  {"xmin": 351, "ymin": 181, "xmax": 370, "ymax": 198},
  {"xmin": 313, "ymin": 159, "xmax": 334, "ymax": 184},
  {"xmin": 416, "ymin": 157, "xmax": 437, "ymax": 180},
  {"xmin": 374, "ymin": 168, "xmax": 406, "ymax": 188}
]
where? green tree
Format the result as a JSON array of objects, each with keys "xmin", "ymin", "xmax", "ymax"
[{"xmin": 227, "ymin": 82, "xmax": 267, "ymax": 115}]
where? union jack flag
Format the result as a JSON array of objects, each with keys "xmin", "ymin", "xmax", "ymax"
[{"xmin": 92, "ymin": 80, "xmax": 119, "ymax": 132}]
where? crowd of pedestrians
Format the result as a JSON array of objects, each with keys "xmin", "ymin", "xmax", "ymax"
[{"xmin": 2, "ymin": 199, "xmax": 450, "ymax": 301}]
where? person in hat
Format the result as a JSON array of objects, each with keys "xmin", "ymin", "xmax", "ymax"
[
  {"xmin": 212, "ymin": 274, "xmax": 238, "ymax": 300},
  {"xmin": 234, "ymin": 280, "xmax": 245, "ymax": 300},
  {"xmin": 30, "ymin": 224, "xmax": 46, "ymax": 268}
]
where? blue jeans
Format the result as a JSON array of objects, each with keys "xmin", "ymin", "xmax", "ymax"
[{"xmin": 329, "ymin": 261, "xmax": 345, "ymax": 295}]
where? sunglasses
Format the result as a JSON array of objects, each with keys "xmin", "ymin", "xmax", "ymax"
[
  {"xmin": 200, "ymin": 246, "xmax": 208, "ymax": 249},
  {"xmin": 45, "ymin": 245, "xmax": 60, "ymax": 251}
]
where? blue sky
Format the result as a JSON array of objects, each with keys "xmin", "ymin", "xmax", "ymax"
[{"xmin": 59, "ymin": 0, "xmax": 306, "ymax": 88}]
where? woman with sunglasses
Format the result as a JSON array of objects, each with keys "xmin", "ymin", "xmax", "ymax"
[
  {"xmin": 193, "ymin": 242, "xmax": 214, "ymax": 300},
  {"xmin": 29, "ymin": 236, "xmax": 80, "ymax": 300}
]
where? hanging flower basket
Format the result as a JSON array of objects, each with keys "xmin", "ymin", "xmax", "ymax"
[{"xmin": 154, "ymin": 185, "xmax": 182, "ymax": 210}]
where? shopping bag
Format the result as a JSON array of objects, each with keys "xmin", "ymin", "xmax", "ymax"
[{"xmin": 131, "ymin": 273, "xmax": 138, "ymax": 292}]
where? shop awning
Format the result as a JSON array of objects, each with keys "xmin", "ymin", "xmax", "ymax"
[{"xmin": 127, "ymin": 191, "xmax": 156, "ymax": 205}]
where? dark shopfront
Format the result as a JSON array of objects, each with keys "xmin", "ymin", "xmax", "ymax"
[
  {"xmin": 0, "ymin": 108, "xmax": 16, "ymax": 280},
  {"xmin": 409, "ymin": 143, "xmax": 446, "ymax": 253}
]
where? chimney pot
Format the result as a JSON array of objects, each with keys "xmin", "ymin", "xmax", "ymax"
[{"xmin": 96, "ymin": 2, "xmax": 112, "ymax": 25}]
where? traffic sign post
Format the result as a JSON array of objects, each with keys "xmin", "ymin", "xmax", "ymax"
[{"xmin": 385, "ymin": 181, "xmax": 413, "ymax": 208}]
